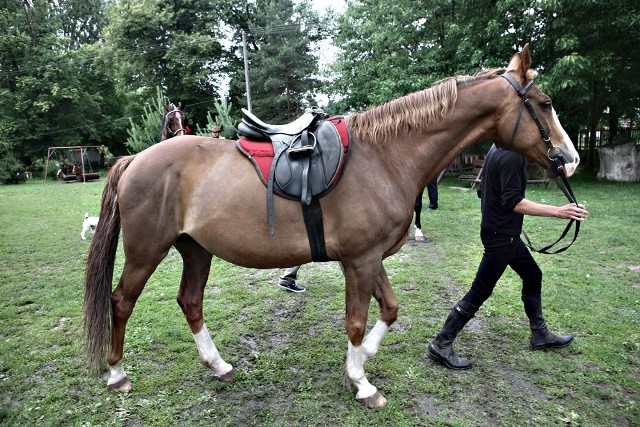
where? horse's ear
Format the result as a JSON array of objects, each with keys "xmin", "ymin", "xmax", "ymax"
[
  {"xmin": 506, "ymin": 44, "xmax": 532, "ymax": 84},
  {"xmin": 163, "ymin": 103, "xmax": 170, "ymax": 113},
  {"xmin": 520, "ymin": 43, "xmax": 532, "ymax": 73},
  {"xmin": 178, "ymin": 102, "xmax": 184, "ymax": 110}
]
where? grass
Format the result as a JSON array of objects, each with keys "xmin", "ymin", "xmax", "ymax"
[{"xmin": 0, "ymin": 170, "xmax": 638, "ymax": 426}]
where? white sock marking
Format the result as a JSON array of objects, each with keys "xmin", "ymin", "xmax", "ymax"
[{"xmin": 193, "ymin": 324, "xmax": 233, "ymax": 376}]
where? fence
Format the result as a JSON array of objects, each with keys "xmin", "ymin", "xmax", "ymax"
[{"xmin": 576, "ymin": 128, "xmax": 639, "ymax": 151}]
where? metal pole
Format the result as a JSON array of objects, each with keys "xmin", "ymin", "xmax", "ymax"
[{"xmin": 242, "ymin": 30, "xmax": 252, "ymax": 112}]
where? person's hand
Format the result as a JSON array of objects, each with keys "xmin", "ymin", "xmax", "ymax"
[{"xmin": 557, "ymin": 203, "xmax": 588, "ymax": 221}]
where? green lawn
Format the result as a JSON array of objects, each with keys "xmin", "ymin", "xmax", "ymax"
[{"xmin": 0, "ymin": 171, "xmax": 638, "ymax": 426}]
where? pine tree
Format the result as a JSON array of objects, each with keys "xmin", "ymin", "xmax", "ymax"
[
  {"xmin": 125, "ymin": 87, "xmax": 170, "ymax": 153},
  {"xmin": 242, "ymin": 0, "xmax": 326, "ymax": 123},
  {"xmin": 195, "ymin": 97, "xmax": 238, "ymax": 139}
]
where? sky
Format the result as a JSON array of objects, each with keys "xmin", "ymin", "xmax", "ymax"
[{"xmin": 310, "ymin": 0, "xmax": 347, "ymax": 14}]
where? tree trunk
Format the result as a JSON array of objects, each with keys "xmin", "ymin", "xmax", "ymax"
[{"xmin": 587, "ymin": 80, "xmax": 599, "ymax": 168}]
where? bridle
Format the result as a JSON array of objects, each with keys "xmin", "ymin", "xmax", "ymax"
[
  {"xmin": 501, "ymin": 73, "xmax": 580, "ymax": 254},
  {"xmin": 164, "ymin": 107, "xmax": 186, "ymax": 138}
]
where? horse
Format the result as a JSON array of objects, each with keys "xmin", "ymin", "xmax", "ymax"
[
  {"xmin": 161, "ymin": 102, "xmax": 188, "ymax": 141},
  {"xmin": 413, "ymin": 174, "xmax": 442, "ymax": 241},
  {"xmin": 84, "ymin": 44, "xmax": 580, "ymax": 408}
]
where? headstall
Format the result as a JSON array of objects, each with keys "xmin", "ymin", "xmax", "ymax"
[{"xmin": 501, "ymin": 73, "xmax": 580, "ymax": 254}]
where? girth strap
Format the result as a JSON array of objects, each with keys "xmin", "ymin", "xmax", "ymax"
[{"xmin": 302, "ymin": 198, "xmax": 329, "ymax": 262}]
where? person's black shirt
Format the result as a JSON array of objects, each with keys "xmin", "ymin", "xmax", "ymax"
[{"xmin": 480, "ymin": 147, "xmax": 527, "ymax": 236}]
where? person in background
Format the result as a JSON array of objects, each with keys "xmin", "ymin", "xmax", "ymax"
[
  {"xmin": 426, "ymin": 177, "xmax": 438, "ymax": 210},
  {"xmin": 414, "ymin": 176, "xmax": 439, "ymax": 241},
  {"xmin": 428, "ymin": 145, "xmax": 588, "ymax": 370},
  {"xmin": 278, "ymin": 265, "xmax": 305, "ymax": 293},
  {"xmin": 211, "ymin": 126, "xmax": 223, "ymax": 138}
]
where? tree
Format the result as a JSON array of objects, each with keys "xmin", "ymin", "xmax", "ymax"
[
  {"xmin": 330, "ymin": 0, "xmax": 639, "ymax": 168},
  {"xmin": 0, "ymin": 0, "xmax": 127, "ymax": 163},
  {"xmin": 103, "ymin": 0, "xmax": 228, "ymax": 126},
  {"xmin": 532, "ymin": 1, "xmax": 640, "ymax": 167},
  {"xmin": 54, "ymin": 0, "xmax": 106, "ymax": 49},
  {"xmin": 194, "ymin": 98, "xmax": 238, "ymax": 139},
  {"xmin": 125, "ymin": 87, "xmax": 172, "ymax": 153},
  {"xmin": 229, "ymin": 0, "xmax": 328, "ymax": 122},
  {"xmin": 330, "ymin": 0, "xmax": 515, "ymax": 111}
]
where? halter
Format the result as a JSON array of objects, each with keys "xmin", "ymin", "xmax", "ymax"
[
  {"xmin": 165, "ymin": 108, "xmax": 186, "ymax": 137},
  {"xmin": 501, "ymin": 73, "xmax": 580, "ymax": 254}
]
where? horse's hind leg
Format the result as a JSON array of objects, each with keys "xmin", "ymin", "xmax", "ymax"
[
  {"xmin": 108, "ymin": 254, "xmax": 166, "ymax": 391},
  {"xmin": 174, "ymin": 235, "xmax": 234, "ymax": 381},
  {"xmin": 342, "ymin": 260, "xmax": 398, "ymax": 408}
]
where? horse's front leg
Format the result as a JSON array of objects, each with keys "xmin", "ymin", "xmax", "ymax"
[
  {"xmin": 192, "ymin": 325, "xmax": 234, "ymax": 381},
  {"xmin": 341, "ymin": 260, "xmax": 398, "ymax": 408}
]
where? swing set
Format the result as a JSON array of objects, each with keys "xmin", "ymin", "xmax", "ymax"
[{"xmin": 44, "ymin": 146, "xmax": 104, "ymax": 183}]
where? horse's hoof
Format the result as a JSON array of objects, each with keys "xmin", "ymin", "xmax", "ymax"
[
  {"xmin": 214, "ymin": 368, "xmax": 235, "ymax": 382},
  {"xmin": 107, "ymin": 377, "xmax": 132, "ymax": 392},
  {"xmin": 415, "ymin": 235, "xmax": 425, "ymax": 242},
  {"xmin": 357, "ymin": 391, "xmax": 387, "ymax": 408}
]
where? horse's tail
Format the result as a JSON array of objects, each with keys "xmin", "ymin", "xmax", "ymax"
[{"xmin": 83, "ymin": 155, "xmax": 136, "ymax": 372}]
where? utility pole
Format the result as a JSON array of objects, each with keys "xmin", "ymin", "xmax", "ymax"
[{"xmin": 241, "ymin": 30, "xmax": 252, "ymax": 112}]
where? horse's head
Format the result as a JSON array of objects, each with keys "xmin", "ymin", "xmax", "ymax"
[
  {"xmin": 497, "ymin": 44, "xmax": 579, "ymax": 178},
  {"xmin": 161, "ymin": 102, "xmax": 189, "ymax": 141}
]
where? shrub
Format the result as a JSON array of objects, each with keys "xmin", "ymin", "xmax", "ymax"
[{"xmin": 0, "ymin": 154, "xmax": 27, "ymax": 184}]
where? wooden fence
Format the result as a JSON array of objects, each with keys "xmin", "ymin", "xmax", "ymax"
[{"xmin": 575, "ymin": 128, "xmax": 639, "ymax": 151}]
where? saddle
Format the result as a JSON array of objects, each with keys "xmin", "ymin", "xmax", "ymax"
[{"xmin": 236, "ymin": 108, "xmax": 350, "ymax": 237}]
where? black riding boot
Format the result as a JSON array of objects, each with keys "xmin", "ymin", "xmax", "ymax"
[
  {"xmin": 428, "ymin": 301, "xmax": 478, "ymax": 370},
  {"xmin": 522, "ymin": 295, "xmax": 574, "ymax": 350}
]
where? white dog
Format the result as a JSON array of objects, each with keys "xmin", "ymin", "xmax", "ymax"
[{"xmin": 81, "ymin": 212, "xmax": 99, "ymax": 240}]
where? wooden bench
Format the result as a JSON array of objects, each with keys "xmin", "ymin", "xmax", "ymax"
[{"xmin": 458, "ymin": 158, "xmax": 484, "ymax": 188}]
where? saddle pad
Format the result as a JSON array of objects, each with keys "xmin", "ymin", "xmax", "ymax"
[{"xmin": 237, "ymin": 116, "xmax": 350, "ymax": 194}]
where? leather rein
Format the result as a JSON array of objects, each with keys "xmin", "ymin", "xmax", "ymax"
[{"xmin": 501, "ymin": 73, "xmax": 580, "ymax": 254}]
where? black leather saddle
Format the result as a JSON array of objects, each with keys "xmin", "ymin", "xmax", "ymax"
[{"xmin": 236, "ymin": 108, "xmax": 349, "ymax": 235}]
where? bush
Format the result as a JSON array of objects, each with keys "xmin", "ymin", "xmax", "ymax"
[{"xmin": 0, "ymin": 154, "xmax": 27, "ymax": 184}]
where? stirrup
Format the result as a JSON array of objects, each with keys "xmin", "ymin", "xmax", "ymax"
[{"xmin": 288, "ymin": 133, "xmax": 317, "ymax": 159}]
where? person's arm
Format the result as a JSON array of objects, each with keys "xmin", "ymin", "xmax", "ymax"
[{"xmin": 513, "ymin": 198, "xmax": 589, "ymax": 221}]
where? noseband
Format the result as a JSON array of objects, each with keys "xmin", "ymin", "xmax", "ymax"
[
  {"xmin": 165, "ymin": 109, "xmax": 186, "ymax": 137},
  {"xmin": 501, "ymin": 73, "xmax": 580, "ymax": 254}
]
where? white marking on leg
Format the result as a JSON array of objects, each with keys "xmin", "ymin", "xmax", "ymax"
[
  {"xmin": 346, "ymin": 321, "xmax": 389, "ymax": 399},
  {"xmin": 414, "ymin": 226, "xmax": 424, "ymax": 241},
  {"xmin": 193, "ymin": 324, "xmax": 233, "ymax": 376},
  {"xmin": 361, "ymin": 320, "xmax": 389, "ymax": 360},
  {"xmin": 346, "ymin": 342, "xmax": 377, "ymax": 399},
  {"xmin": 107, "ymin": 359, "xmax": 127, "ymax": 386}
]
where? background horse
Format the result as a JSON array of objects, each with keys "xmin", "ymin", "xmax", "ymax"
[
  {"xmin": 161, "ymin": 102, "xmax": 188, "ymax": 141},
  {"xmin": 413, "ymin": 172, "xmax": 444, "ymax": 241},
  {"xmin": 84, "ymin": 45, "xmax": 579, "ymax": 408}
]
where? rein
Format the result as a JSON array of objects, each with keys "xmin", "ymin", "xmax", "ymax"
[{"xmin": 501, "ymin": 73, "xmax": 580, "ymax": 254}]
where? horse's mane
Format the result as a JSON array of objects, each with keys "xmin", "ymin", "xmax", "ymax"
[{"xmin": 348, "ymin": 69, "xmax": 509, "ymax": 143}]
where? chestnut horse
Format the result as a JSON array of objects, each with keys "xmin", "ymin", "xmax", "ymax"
[
  {"xmin": 161, "ymin": 102, "xmax": 188, "ymax": 141},
  {"xmin": 84, "ymin": 45, "xmax": 580, "ymax": 407}
]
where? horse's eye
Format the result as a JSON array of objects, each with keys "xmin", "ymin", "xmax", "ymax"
[{"xmin": 540, "ymin": 101, "xmax": 552, "ymax": 111}]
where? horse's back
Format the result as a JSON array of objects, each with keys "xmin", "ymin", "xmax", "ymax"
[{"xmin": 116, "ymin": 136, "xmax": 312, "ymax": 267}]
